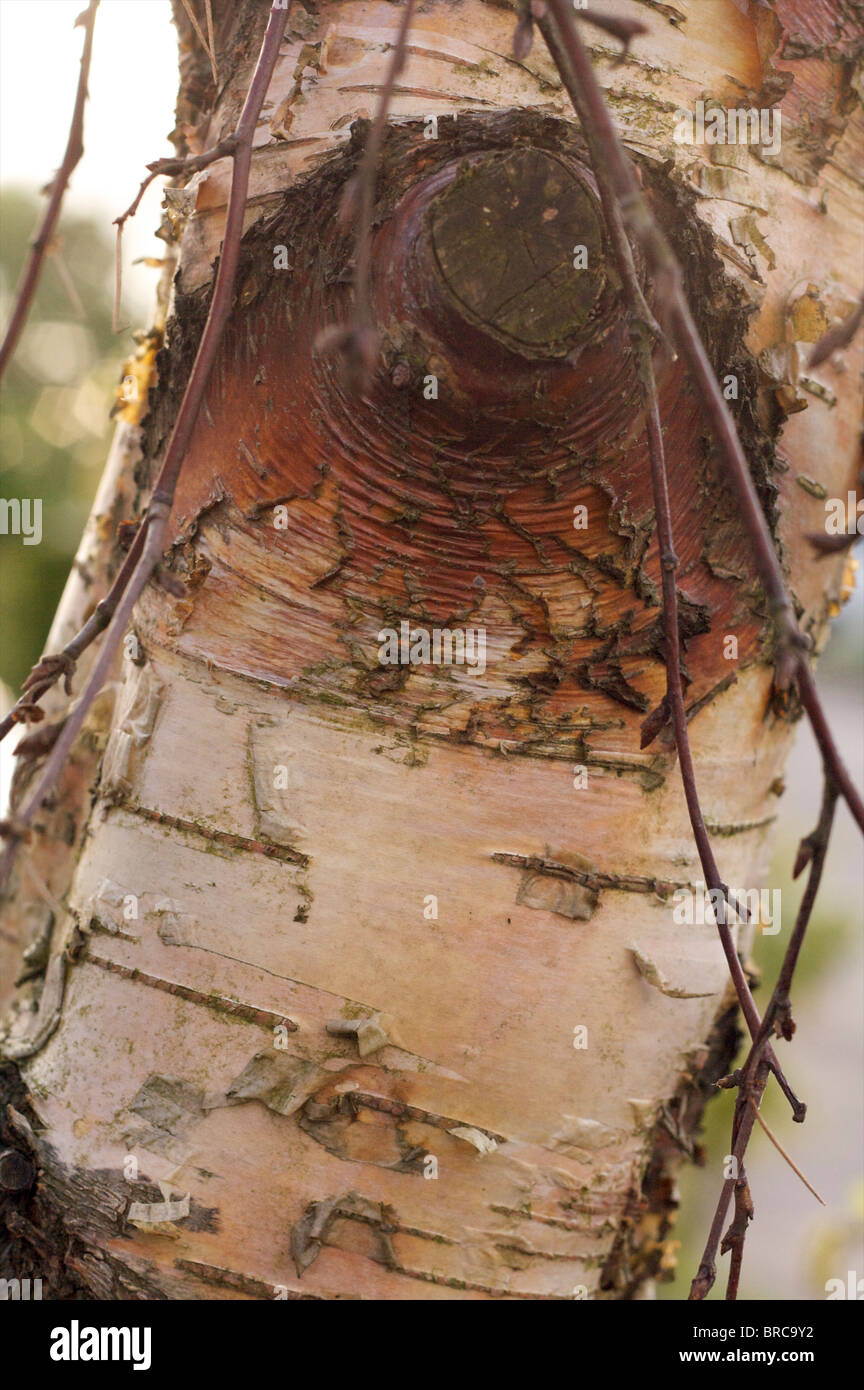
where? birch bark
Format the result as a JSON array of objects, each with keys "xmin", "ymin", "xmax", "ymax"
[{"xmin": 1, "ymin": 0, "xmax": 861, "ymax": 1300}]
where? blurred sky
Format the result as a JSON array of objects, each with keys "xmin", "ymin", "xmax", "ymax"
[{"xmin": 0, "ymin": 0, "xmax": 178, "ymax": 319}]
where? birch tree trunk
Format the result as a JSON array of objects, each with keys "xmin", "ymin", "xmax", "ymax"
[{"xmin": 1, "ymin": 0, "xmax": 861, "ymax": 1301}]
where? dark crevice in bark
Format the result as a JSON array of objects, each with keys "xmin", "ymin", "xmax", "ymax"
[
  {"xmin": 0, "ymin": 1061, "xmax": 91, "ymax": 1297},
  {"xmin": 599, "ymin": 999, "xmax": 744, "ymax": 1298}
]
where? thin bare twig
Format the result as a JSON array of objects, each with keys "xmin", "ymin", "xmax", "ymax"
[
  {"xmin": 179, "ymin": 0, "xmax": 218, "ymax": 85},
  {"xmin": 723, "ymin": 1173, "xmax": 753, "ymax": 1302},
  {"xmin": 0, "ymin": 1, "xmax": 99, "ymax": 382},
  {"xmin": 639, "ymin": 333, "xmax": 803, "ymax": 1118},
  {"xmin": 797, "ymin": 668, "xmax": 863, "ymax": 828},
  {"xmin": 541, "ymin": 0, "xmax": 862, "ymax": 837},
  {"xmin": 50, "ymin": 250, "xmax": 86, "ymax": 321},
  {"xmin": 112, "ymin": 225, "xmax": 125, "ymax": 335},
  {"xmin": 577, "ymin": 8, "xmax": 648, "ymax": 56},
  {"xmin": 318, "ymin": 0, "xmax": 417, "ymax": 388},
  {"xmin": 0, "ymin": 525, "xmax": 146, "ymax": 747},
  {"xmin": 534, "ymin": 0, "xmax": 860, "ymax": 1301},
  {"xmin": 204, "ymin": 0, "xmax": 218, "ymax": 86},
  {"xmin": 112, "ymin": 135, "xmax": 239, "ymax": 331},
  {"xmin": 536, "ymin": 13, "xmax": 660, "ymax": 340},
  {"xmin": 691, "ymin": 779, "xmax": 838, "ymax": 1298},
  {"xmin": 543, "ymin": 0, "xmax": 801, "ymax": 648},
  {"xmin": 637, "ymin": 333, "xmax": 799, "ymax": 1083},
  {"xmin": 748, "ymin": 1098, "xmax": 825, "ymax": 1204},
  {"xmin": 536, "ymin": 2, "xmax": 803, "ymax": 1120},
  {"xmin": 0, "ymin": 2, "xmax": 292, "ymax": 892},
  {"xmin": 690, "ymin": 1108, "xmax": 758, "ymax": 1301},
  {"xmin": 1, "ymin": 134, "xmax": 250, "ymax": 738}
]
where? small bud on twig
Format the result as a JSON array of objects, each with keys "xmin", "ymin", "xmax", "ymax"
[
  {"xmin": 513, "ymin": 15, "xmax": 534, "ymax": 60},
  {"xmin": 578, "ymin": 9, "xmax": 648, "ymax": 57}
]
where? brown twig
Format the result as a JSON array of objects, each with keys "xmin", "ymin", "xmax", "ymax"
[
  {"xmin": 689, "ymin": 1098, "xmax": 759, "ymax": 1301},
  {"xmin": 3, "ymin": 131, "xmax": 242, "ymax": 745},
  {"xmin": 0, "ymin": 56, "xmax": 281, "ymax": 741},
  {"xmin": 536, "ymin": 2, "xmax": 802, "ymax": 1120},
  {"xmin": 639, "ymin": 332, "xmax": 803, "ymax": 1119},
  {"xmin": 690, "ymin": 778, "xmax": 838, "ymax": 1298},
  {"xmin": 0, "ymin": 526, "xmax": 147, "ymax": 746},
  {"xmin": 112, "ymin": 135, "xmax": 239, "ymax": 331},
  {"xmin": 534, "ymin": 0, "xmax": 860, "ymax": 1300},
  {"xmin": 748, "ymin": 1098, "xmax": 825, "ymax": 1204},
  {"xmin": 543, "ymin": 1, "xmax": 803, "ymax": 654},
  {"xmin": 179, "ymin": 0, "xmax": 218, "ymax": 85},
  {"xmin": 537, "ymin": 13, "xmax": 660, "ymax": 341},
  {"xmin": 637, "ymin": 333, "xmax": 799, "ymax": 1086},
  {"xmin": 723, "ymin": 1173, "xmax": 753, "ymax": 1302},
  {"xmin": 541, "ymin": 0, "xmax": 863, "ymax": 843},
  {"xmin": 319, "ymin": 0, "xmax": 417, "ymax": 389},
  {"xmin": 577, "ymin": 8, "xmax": 648, "ymax": 56},
  {"xmin": 0, "ymin": 1, "xmax": 99, "ymax": 383},
  {"xmin": 0, "ymin": 2, "xmax": 292, "ymax": 893},
  {"xmin": 797, "ymin": 668, "xmax": 863, "ymax": 829},
  {"xmin": 204, "ymin": 0, "xmax": 218, "ymax": 86}
]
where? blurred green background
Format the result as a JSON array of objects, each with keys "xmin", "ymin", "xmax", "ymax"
[
  {"xmin": 0, "ymin": 0, "xmax": 175, "ymax": 697},
  {"xmin": 0, "ymin": 189, "xmax": 121, "ymax": 691}
]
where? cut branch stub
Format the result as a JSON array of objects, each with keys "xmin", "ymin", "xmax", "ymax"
[
  {"xmin": 148, "ymin": 116, "xmax": 775, "ymax": 758},
  {"xmin": 370, "ymin": 138, "xmax": 633, "ymax": 424},
  {"xmin": 427, "ymin": 148, "xmax": 608, "ymax": 359}
]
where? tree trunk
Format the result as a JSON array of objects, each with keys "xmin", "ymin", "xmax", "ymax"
[{"xmin": 1, "ymin": 0, "xmax": 861, "ymax": 1301}]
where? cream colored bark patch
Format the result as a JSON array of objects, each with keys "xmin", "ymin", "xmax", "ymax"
[
  {"xmin": 249, "ymin": 722, "xmax": 309, "ymax": 851},
  {"xmin": 100, "ymin": 663, "xmax": 164, "ymax": 795},
  {"xmin": 325, "ymin": 1014, "xmax": 390, "ymax": 1057},
  {"xmin": 127, "ymin": 1182, "xmax": 190, "ymax": 1235},
  {"xmin": 448, "ymin": 1126, "xmax": 498, "ymax": 1155},
  {"xmin": 552, "ymin": 1116, "xmax": 622, "ymax": 1154},
  {"xmin": 206, "ymin": 1050, "xmax": 329, "ymax": 1118},
  {"xmin": 629, "ymin": 945, "xmax": 717, "ymax": 999}
]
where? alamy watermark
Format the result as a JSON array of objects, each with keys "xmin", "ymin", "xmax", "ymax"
[
  {"xmin": 377, "ymin": 620, "xmax": 486, "ymax": 675},
  {"xmin": 0, "ymin": 497, "xmax": 42, "ymax": 545},
  {"xmin": 0, "ymin": 1276, "xmax": 42, "ymax": 1300},
  {"xmin": 50, "ymin": 1320, "xmax": 151, "ymax": 1370},
  {"xmin": 673, "ymin": 100, "xmax": 782, "ymax": 158},
  {"xmin": 672, "ymin": 885, "xmax": 781, "ymax": 934},
  {"xmin": 824, "ymin": 492, "xmax": 863, "ymax": 535},
  {"xmin": 825, "ymin": 1271, "xmax": 863, "ymax": 1299}
]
